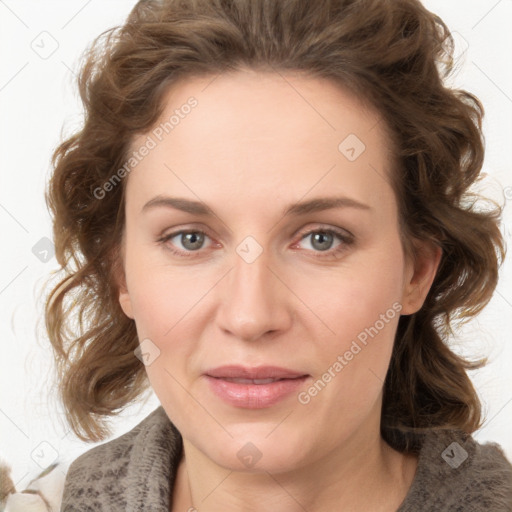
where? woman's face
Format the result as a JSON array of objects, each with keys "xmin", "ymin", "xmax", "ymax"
[{"xmin": 118, "ymin": 69, "xmax": 438, "ymax": 472}]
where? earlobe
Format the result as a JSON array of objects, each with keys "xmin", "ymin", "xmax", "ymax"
[
  {"xmin": 119, "ymin": 289, "xmax": 135, "ymax": 319},
  {"xmin": 116, "ymin": 267, "xmax": 134, "ymax": 319},
  {"xmin": 401, "ymin": 242, "xmax": 442, "ymax": 315},
  {"xmin": 111, "ymin": 243, "xmax": 134, "ymax": 320}
]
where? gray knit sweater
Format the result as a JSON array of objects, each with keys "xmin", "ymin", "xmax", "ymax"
[{"xmin": 61, "ymin": 407, "xmax": 512, "ymax": 511}]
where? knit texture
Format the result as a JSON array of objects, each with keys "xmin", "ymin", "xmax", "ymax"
[
  {"xmin": 61, "ymin": 408, "xmax": 182, "ymax": 511},
  {"xmin": 61, "ymin": 407, "xmax": 512, "ymax": 511}
]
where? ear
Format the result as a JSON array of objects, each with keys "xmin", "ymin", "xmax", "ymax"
[
  {"xmin": 401, "ymin": 240, "xmax": 442, "ymax": 315},
  {"xmin": 111, "ymin": 242, "xmax": 135, "ymax": 320},
  {"xmin": 118, "ymin": 282, "xmax": 135, "ymax": 320}
]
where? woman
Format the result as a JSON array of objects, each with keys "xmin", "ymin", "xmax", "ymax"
[{"xmin": 45, "ymin": 0, "xmax": 512, "ymax": 510}]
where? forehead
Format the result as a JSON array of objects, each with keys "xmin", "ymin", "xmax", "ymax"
[
  {"xmin": 142, "ymin": 68, "xmax": 386, "ymax": 149},
  {"xmin": 125, "ymin": 69, "xmax": 396, "ymax": 217}
]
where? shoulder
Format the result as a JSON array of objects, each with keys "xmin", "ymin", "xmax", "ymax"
[
  {"xmin": 61, "ymin": 407, "xmax": 182, "ymax": 512},
  {"xmin": 399, "ymin": 428, "xmax": 512, "ymax": 511}
]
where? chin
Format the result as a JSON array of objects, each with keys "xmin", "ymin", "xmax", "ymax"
[{"xmin": 187, "ymin": 419, "xmax": 314, "ymax": 474}]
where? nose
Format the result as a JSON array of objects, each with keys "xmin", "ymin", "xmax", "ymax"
[{"xmin": 216, "ymin": 247, "xmax": 293, "ymax": 342}]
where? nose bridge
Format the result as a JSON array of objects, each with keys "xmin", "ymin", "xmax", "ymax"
[{"xmin": 217, "ymin": 241, "xmax": 291, "ymax": 341}]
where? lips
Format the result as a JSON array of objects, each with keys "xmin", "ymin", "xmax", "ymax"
[{"xmin": 204, "ymin": 365, "xmax": 310, "ymax": 409}]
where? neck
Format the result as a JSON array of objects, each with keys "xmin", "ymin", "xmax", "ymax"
[{"xmin": 171, "ymin": 417, "xmax": 418, "ymax": 511}]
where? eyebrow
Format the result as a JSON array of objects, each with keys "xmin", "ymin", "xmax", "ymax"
[{"xmin": 141, "ymin": 195, "xmax": 372, "ymax": 217}]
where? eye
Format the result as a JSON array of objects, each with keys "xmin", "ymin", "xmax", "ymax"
[
  {"xmin": 292, "ymin": 227, "xmax": 354, "ymax": 258},
  {"xmin": 158, "ymin": 226, "xmax": 354, "ymax": 259},
  {"xmin": 158, "ymin": 230, "xmax": 213, "ymax": 257}
]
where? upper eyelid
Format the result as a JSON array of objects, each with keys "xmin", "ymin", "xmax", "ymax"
[{"xmin": 160, "ymin": 222, "xmax": 352, "ymax": 238}]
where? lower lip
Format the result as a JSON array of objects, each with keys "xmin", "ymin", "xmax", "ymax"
[{"xmin": 204, "ymin": 375, "xmax": 309, "ymax": 409}]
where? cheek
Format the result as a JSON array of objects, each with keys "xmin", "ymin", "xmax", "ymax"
[
  {"xmin": 122, "ymin": 247, "xmax": 200, "ymax": 392},
  {"xmin": 125, "ymin": 262, "xmax": 205, "ymax": 420},
  {"xmin": 124, "ymin": 242, "xmax": 202, "ymax": 338},
  {"xmin": 297, "ymin": 238, "xmax": 405, "ymax": 407},
  {"xmin": 299, "ymin": 236, "xmax": 405, "ymax": 349}
]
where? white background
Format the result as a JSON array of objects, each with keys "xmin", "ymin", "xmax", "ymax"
[{"xmin": 1, "ymin": 0, "xmax": 511, "ymax": 490}]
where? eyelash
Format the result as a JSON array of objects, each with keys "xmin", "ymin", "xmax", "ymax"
[{"xmin": 157, "ymin": 226, "xmax": 354, "ymax": 260}]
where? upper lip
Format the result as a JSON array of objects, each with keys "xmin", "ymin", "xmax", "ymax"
[{"xmin": 205, "ymin": 365, "xmax": 308, "ymax": 380}]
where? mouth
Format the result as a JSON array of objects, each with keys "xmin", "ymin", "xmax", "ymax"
[
  {"xmin": 205, "ymin": 365, "xmax": 308, "ymax": 380},
  {"xmin": 219, "ymin": 377, "xmax": 295, "ymax": 384},
  {"xmin": 203, "ymin": 365, "xmax": 310, "ymax": 409}
]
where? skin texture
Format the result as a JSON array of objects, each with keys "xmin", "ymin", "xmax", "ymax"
[{"xmin": 117, "ymin": 69, "xmax": 441, "ymax": 511}]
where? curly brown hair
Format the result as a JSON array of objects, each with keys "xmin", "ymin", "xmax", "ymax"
[{"xmin": 44, "ymin": 0, "xmax": 505, "ymax": 446}]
